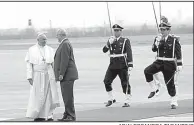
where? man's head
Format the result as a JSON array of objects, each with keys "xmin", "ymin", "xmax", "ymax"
[
  {"xmin": 159, "ymin": 16, "xmax": 171, "ymax": 37},
  {"xmin": 112, "ymin": 24, "xmax": 123, "ymax": 38},
  {"xmin": 56, "ymin": 29, "xmax": 67, "ymax": 43},
  {"xmin": 159, "ymin": 22, "xmax": 171, "ymax": 37},
  {"xmin": 37, "ymin": 33, "xmax": 47, "ymax": 47}
]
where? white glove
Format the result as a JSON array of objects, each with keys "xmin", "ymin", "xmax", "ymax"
[
  {"xmin": 128, "ymin": 67, "xmax": 133, "ymax": 71},
  {"xmin": 108, "ymin": 36, "xmax": 115, "ymax": 44},
  {"xmin": 154, "ymin": 35, "xmax": 161, "ymax": 47},
  {"xmin": 177, "ymin": 66, "xmax": 182, "ymax": 71},
  {"xmin": 156, "ymin": 35, "xmax": 162, "ymax": 42},
  {"xmin": 154, "ymin": 41, "xmax": 159, "ymax": 47}
]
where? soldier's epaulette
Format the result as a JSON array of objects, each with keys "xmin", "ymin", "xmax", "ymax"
[
  {"xmin": 122, "ymin": 37, "xmax": 129, "ymax": 41},
  {"xmin": 126, "ymin": 38, "xmax": 129, "ymax": 41},
  {"xmin": 169, "ymin": 34, "xmax": 180, "ymax": 42}
]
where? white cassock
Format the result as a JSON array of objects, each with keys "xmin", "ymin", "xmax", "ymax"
[{"xmin": 25, "ymin": 43, "xmax": 60, "ymax": 119}]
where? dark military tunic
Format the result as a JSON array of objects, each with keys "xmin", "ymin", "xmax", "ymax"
[
  {"xmin": 152, "ymin": 34, "xmax": 182, "ymax": 66},
  {"xmin": 103, "ymin": 37, "xmax": 133, "ymax": 94},
  {"xmin": 144, "ymin": 34, "xmax": 183, "ymax": 97},
  {"xmin": 103, "ymin": 37, "xmax": 133, "ymax": 69}
]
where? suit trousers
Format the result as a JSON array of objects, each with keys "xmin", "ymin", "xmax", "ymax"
[
  {"xmin": 60, "ymin": 80, "xmax": 75, "ymax": 119},
  {"xmin": 103, "ymin": 68, "xmax": 131, "ymax": 94}
]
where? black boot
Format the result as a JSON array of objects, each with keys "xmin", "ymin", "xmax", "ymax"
[
  {"xmin": 47, "ymin": 118, "xmax": 54, "ymax": 121},
  {"xmin": 122, "ymin": 103, "xmax": 130, "ymax": 107},
  {"xmin": 148, "ymin": 91, "xmax": 156, "ymax": 98},
  {"xmin": 105, "ymin": 99, "xmax": 116, "ymax": 107},
  {"xmin": 171, "ymin": 104, "xmax": 177, "ymax": 109},
  {"xmin": 148, "ymin": 89, "xmax": 159, "ymax": 99},
  {"xmin": 34, "ymin": 118, "xmax": 46, "ymax": 122},
  {"xmin": 58, "ymin": 116, "xmax": 76, "ymax": 122}
]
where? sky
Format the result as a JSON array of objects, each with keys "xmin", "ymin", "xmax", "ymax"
[{"xmin": 0, "ymin": 2, "xmax": 192, "ymax": 29}]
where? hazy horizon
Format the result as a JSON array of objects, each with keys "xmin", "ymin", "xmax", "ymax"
[{"xmin": 0, "ymin": 2, "xmax": 192, "ymax": 30}]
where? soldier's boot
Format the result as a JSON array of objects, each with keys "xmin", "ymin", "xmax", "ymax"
[
  {"xmin": 174, "ymin": 73, "xmax": 179, "ymax": 97},
  {"xmin": 170, "ymin": 96, "xmax": 178, "ymax": 109},
  {"xmin": 122, "ymin": 94, "xmax": 131, "ymax": 107},
  {"xmin": 172, "ymin": 73, "xmax": 179, "ymax": 109},
  {"xmin": 105, "ymin": 91, "xmax": 116, "ymax": 107},
  {"xmin": 122, "ymin": 103, "xmax": 130, "ymax": 107},
  {"xmin": 153, "ymin": 73, "xmax": 161, "ymax": 96},
  {"xmin": 105, "ymin": 99, "xmax": 116, "ymax": 107},
  {"xmin": 148, "ymin": 81, "xmax": 158, "ymax": 99}
]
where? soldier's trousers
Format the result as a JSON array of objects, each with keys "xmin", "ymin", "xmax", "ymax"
[
  {"xmin": 144, "ymin": 60, "xmax": 176, "ymax": 97},
  {"xmin": 103, "ymin": 68, "xmax": 131, "ymax": 94}
]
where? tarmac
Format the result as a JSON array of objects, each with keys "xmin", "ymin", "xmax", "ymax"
[{"xmin": 0, "ymin": 43, "xmax": 192, "ymax": 122}]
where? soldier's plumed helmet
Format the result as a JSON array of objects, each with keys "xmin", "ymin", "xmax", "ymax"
[
  {"xmin": 161, "ymin": 16, "xmax": 168, "ymax": 23},
  {"xmin": 159, "ymin": 22, "xmax": 171, "ymax": 28},
  {"xmin": 159, "ymin": 16, "xmax": 171, "ymax": 29}
]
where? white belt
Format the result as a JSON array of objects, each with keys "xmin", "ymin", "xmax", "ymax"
[
  {"xmin": 109, "ymin": 53, "xmax": 127, "ymax": 58},
  {"xmin": 156, "ymin": 57, "xmax": 176, "ymax": 61},
  {"xmin": 33, "ymin": 64, "xmax": 48, "ymax": 72}
]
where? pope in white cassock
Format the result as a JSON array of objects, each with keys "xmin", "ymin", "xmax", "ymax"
[{"xmin": 25, "ymin": 33, "xmax": 60, "ymax": 121}]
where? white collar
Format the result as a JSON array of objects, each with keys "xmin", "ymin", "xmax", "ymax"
[
  {"xmin": 165, "ymin": 35, "xmax": 168, "ymax": 41},
  {"xmin": 36, "ymin": 43, "xmax": 45, "ymax": 48},
  {"xmin": 116, "ymin": 36, "xmax": 121, "ymax": 41}
]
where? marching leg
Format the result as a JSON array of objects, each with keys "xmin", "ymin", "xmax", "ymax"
[
  {"xmin": 144, "ymin": 63, "xmax": 161, "ymax": 98},
  {"xmin": 103, "ymin": 68, "xmax": 118, "ymax": 107},
  {"xmin": 118, "ymin": 69, "xmax": 131, "ymax": 107},
  {"xmin": 153, "ymin": 73, "xmax": 162, "ymax": 96},
  {"xmin": 163, "ymin": 70, "xmax": 177, "ymax": 109},
  {"xmin": 147, "ymin": 80, "xmax": 159, "ymax": 98},
  {"xmin": 174, "ymin": 71, "xmax": 179, "ymax": 96},
  {"xmin": 170, "ymin": 96, "xmax": 178, "ymax": 109}
]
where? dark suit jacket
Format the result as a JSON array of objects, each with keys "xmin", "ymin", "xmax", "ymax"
[{"xmin": 54, "ymin": 38, "xmax": 78, "ymax": 81}]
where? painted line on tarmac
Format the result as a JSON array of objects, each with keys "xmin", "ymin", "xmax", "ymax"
[
  {"xmin": 0, "ymin": 118, "xmax": 14, "ymax": 121},
  {"xmin": 0, "ymin": 50, "xmax": 27, "ymax": 54},
  {"xmin": 0, "ymin": 53, "xmax": 13, "ymax": 54},
  {"xmin": 134, "ymin": 113, "xmax": 193, "ymax": 121}
]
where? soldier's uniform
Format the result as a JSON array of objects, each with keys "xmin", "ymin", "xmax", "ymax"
[
  {"xmin": 153, "ymin": 34, "xmax": 181, "ymax": 96},
  {"xmin": 144, "ymin": 21, "xmax": 183, "ymax": 109},
  {"xmin": 152, "ymin": 16, "xmax": 180, "ymax": 96},
  {"xmin": 103, "ymin": 24, "xmax": 133, "ymax": 107}
]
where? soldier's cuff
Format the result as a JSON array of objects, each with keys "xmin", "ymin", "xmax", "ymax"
[
  {"xmin": 128, "ymin": 62, "xmax": 133, "ymax": 67},
  {"xmin": 177, "ymin": 59, "xmax": 183, "ymax": 66}
]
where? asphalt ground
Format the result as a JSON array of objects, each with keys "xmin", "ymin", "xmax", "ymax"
[{"xmin": 0, "ymin": 36, "xmax": 192, "ymax": 122}]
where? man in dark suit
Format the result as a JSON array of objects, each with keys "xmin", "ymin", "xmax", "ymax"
[
  {"xmin": 54, "ymin": 29, "xmax": 78, "ymax": 121},
  {"xmin": 103, "ymin": 24, "xmax": 133, "ymax": 107}
]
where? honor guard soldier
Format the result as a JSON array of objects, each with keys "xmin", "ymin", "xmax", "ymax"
[
  {"xmin": 153, "ymin": 16, "xmax": 181, "ymax": 97},
  {"xmin": 103, "ymin": 24, "xmax": 133, "ymax": 107},
  {"xmin": 144, "ymin": 18, "xmax": 183, "ymax": 109},
  {"xmin": 152, "ymin": 16, "xmax": 172, "ymax": 95}
]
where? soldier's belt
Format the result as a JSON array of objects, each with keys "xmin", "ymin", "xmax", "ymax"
[
  {"xmin": 109, "ymin": 53, "xmax": 127, "ymax": 58},
  {"xmin": 156, "ymin": 57, "xmax": 176, "ymax": 61}
]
